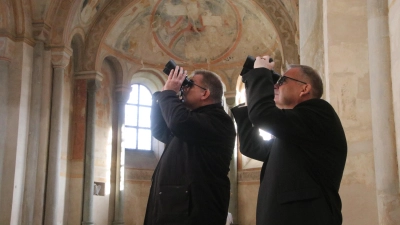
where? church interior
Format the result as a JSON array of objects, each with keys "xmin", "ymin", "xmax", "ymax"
[{"xmin": 1, "ymin": 0, "xmax": 400, "ymax": 224}]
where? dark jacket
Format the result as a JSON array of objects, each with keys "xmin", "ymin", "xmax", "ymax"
[
  {"xmin": 144, "ymin": 90, "xmax": 236, "ymax": 225},
  {"xmin": 231, "ymin": 68, "xmax": 347, "ymax": 225}
]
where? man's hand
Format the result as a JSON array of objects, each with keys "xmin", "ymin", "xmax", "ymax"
[
  {"xmin": 163, "ymin": 66, "xmax": 187, "ymax": 92},
  {"xmin": 254, "ymin": 55, "xmax": 275, "ymax": 70}
]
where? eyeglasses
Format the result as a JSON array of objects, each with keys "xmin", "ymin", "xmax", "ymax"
[
  {"xmin": 275, "ymin": 75, "xmax": 307, "ymax": 86},
  {"xmin": 183, "ymin": 80, "xmax": 207, "ymax": 91}
]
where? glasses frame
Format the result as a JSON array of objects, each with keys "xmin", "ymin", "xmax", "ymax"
[
  {"xmin": 183, "ymin": 80, "xmax": 207, "ymax": 91},
  {"xmin": 276, "ymin": 75, "xmax": 307, "ymax": 86}
]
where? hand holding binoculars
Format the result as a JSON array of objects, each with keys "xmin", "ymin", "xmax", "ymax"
[
  {"xmin": 240, "ymin": 55, "xmax": 281, "ymax": 83},
  {"xmin": 162, "ymin": 55, "xmax": 280, "ymax": 86},
  {"xmin": 162, "ymin": 59, "xmax": 192, "ymax": 86}
]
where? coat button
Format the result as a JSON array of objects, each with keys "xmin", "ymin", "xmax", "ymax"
[{"xmin": 159, "ymin": 192, "xmax": 162, "ymax": 194}]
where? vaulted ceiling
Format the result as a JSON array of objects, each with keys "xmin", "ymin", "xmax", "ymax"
[{"xmin": 1, "ymin": 0, "xmax": 299, "ymax": 87}]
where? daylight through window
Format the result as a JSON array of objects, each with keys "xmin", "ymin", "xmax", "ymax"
[{"xmin": 124, "ymin": 84, "xmax": 152, "ymax": 150}]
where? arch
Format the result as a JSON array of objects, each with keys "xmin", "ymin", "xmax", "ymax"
[
  {"xmin": 103, "ymin": 55, "xmax": 124, "ymax": 85},
  {"xmin": 49, "ymin": 0, "xmax": 76, "ymax": 46},
  {"xmin": 131, "ymin": 70, "xmax": 165, "ymax": 94},
  {"xmin": 82, "ymin": 0, "xmax": 138, "ymax": 72},
  {"xmin": 255, "ymin": 0, "xmax": 299, "ymax": 64},
  {"xmin": 70, "ymin": 32, "xmax": 85, "ymax": 72}
]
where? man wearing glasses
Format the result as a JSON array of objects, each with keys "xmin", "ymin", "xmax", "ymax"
[
  {"xmin": 232, "ymin": 56, "xmax": 347, "ymax": 225},
  {"xmin": 144, "ymin": 67, "xmax": 236, "ymax": 225}
]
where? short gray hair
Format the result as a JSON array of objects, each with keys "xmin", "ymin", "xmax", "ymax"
[
  {"xmin": 289, "ymin": 65, "xmax": 323, "ymax": 98},
  {"xmin": 193, "ymin": 70, "xmax": 223, "ymax": 103}
]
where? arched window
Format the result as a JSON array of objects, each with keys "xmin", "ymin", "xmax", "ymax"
[{"xmin": 124, "ymin": 84, "xmax": 152, "ymax": 150}]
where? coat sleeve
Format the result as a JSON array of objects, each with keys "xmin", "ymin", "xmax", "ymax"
[
  {"xmin": 150, "ymin": 91, "xmax": 171, "ymax": 143},
  {"xmin": 243, "ymin": 68, "xmax": 325, "ymax": 143},
  {"xmin": 241, "ymin": 68, "xmax": 330, "ymax": 144},
  {"xmin": 231, "ymin": 105, "xmax": 273, "ymax": 161},
  {"xmin": 156, "ymin": 90, "xmax": 234, "ymax": 145}
]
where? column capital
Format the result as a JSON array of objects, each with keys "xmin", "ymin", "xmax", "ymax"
[
  {"xmin": 115, "ymin": 85, "xmax": 132, "ymax": 104},
  {"xmin": 51, "ymin": 46, "xmax": 72, "ymax": 68},
  {"xmin": 224, "ymin": 90, "xmax": 237, "ymax": 108},
  {"xmin": 32, "ymin": 21, "xmax": 52, "ymax": 43},
  {"xmin": 0, "ymin": 37, "xmax": 15, "ymax": 62},
  {"xmin": 75, "ymin": 71, "xmax": 103, "ymax": 82}
]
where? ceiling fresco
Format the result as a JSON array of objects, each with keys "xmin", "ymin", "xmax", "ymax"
[{"xmin": 105, "ymin": 0, "xmax": 281, "ymax": 66}]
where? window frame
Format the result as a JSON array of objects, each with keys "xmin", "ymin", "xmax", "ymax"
[{"xmin": 124, "ymin": 84, "xmax": 152, "ymax": 151}]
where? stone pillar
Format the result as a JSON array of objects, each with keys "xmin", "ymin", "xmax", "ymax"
[
  {"xmin": 225, "ymin": 91, "xmax": 238, "ymax": 224},
  {"xmin": 44, "ymin": 47, "xmax": 71, "ymax": 225},
  {"xmin": 367, "ymin": 0, "xmax": 400, "ymax": 224},
  {"xmin": 21, "ymin": 36, "xmax": 47, "ymax": 225},
  {"xmin": 0, "ymin": 38, "xmax": 33, "ymax": 225},
  {"xmin": 113, "ymin": 85, "xmax": 131, "ymax": 225},
  {"xmin": 76, "ymin": 71, "xmax": 103, "ymax": 225},
  {"xmin": 33, "ymin": 43, "xmax": 52, "ymax": 225},
  {"xmin": 0, "ymin": 56, "xmax": 11, "ymax": 190}
]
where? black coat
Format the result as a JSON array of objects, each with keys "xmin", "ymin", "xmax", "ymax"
[
  {"xmin": 231, "ymin": 68, "xmax": 347, "ymax": 225},
  {"xmin": 144, "ymin": 91, "xmax": 236, "ymax": 225}
]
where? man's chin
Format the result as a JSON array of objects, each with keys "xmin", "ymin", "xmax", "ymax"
[{"xmin": 274, "ymin": 100, "xmax": 283, "ymax": 109}]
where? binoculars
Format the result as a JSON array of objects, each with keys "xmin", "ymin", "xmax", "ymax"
[
  {"xmin": 162, "ymin": 59, "xmax": 192, "ymax": 87},
  {"xmin": 240, "ymin": 55, "xmax": 281, "ymax": 83}
]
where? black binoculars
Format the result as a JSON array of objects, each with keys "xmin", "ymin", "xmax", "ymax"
[
  {"xmin": 163, "ymin": 59, "xmax": 192, "ymax": 87},
  {"xmin": 240, "ymin": 55, "xmax": 281, "ymax": 83}
]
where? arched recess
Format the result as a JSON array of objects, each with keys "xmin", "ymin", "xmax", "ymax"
[
  {"xmin": 81, "ymin": 0, "xmax": 137, "ymax": 72},
  {"xmin": 103, "ymin": 55, "xmax": 124, "ymax": 86},
  {"xmin": 129, "ymin": 69, "xmax": 166, "ymax": 160},
  {"xmin": 131, "ymin": 70, "xmax": 165, "ymax": 94},
  {"xmin": 70, "ymin": 32, "xmax": 85, "ymax": 72}
]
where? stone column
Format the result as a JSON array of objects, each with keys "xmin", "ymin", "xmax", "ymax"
[
  {"xmin": 113, "ymin": 85, "xmax": 131, "ymax": 225},
  {"xmin": 44, "ymin": 47, "xmax": 72, "ymax": 225},
  {"xmin": 0, "ymin": 37, "xmax": 12, "ymax": 211},
  {"xmin": 0, "ymin": 38, "xmax": 33, "ymax": 225},
  {"xmin": 76, "ymin": 71, "xmax": 103, "ymax": 225},
  {"xmin": 0, "ymin": 57, "xmax": 11, "ymax": 186},
  {"xmin": 21, "ymin": 40, "xmax": 44, "ymax": 225},
  {"xmin": 367, "ymin": 0, "xmax": 400, "ymax": 224},
  {"xmin": 0, "ymin": 56, "xmax": 11, "ymax": 189},
  {"xmin": 225, "ymin": 91, "xmax": 238, "ymax": 224}
]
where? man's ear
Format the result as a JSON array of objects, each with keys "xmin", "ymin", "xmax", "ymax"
[
  {"xmin": 201, "ymin": 89, "xmax": 211, "ymax": 100},
  {"xmin": 299, "ymin": 84, "xmax": 312, "ymax": 97}
]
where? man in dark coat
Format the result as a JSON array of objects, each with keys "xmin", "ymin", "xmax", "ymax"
[
  {"xmin": 144, "ymin": 67, "xmax": 236, "ymax": 225},
  {"xmin": 231, "ymin": 56, "xmax": 347, "ymax": 225}
]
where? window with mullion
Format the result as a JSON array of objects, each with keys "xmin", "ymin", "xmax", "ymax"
[{"xmin": 124, "ymin": 84, "xmax": 152, "ymax": 151}]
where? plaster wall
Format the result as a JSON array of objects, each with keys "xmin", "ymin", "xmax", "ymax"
[
  {"xmin": 237, "ymin": 171, "xmax": 260, "ymax": 225},
  {"xmin": 388, "ymin": 0, "xmax": 400, "ymax": 180},
  {"xmin": 124, "ymin": 170, "xmax": 153, "ymax": 225}
]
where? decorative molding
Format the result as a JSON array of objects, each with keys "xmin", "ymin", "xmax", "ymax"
[{"xmin": 75, "ymin": 70, "xmax": 104, "ymax": 82}]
